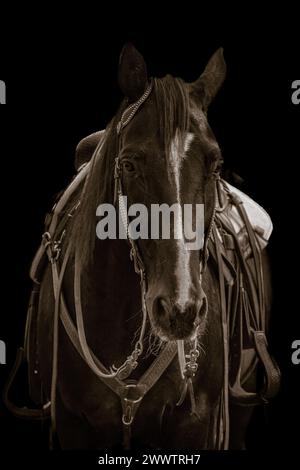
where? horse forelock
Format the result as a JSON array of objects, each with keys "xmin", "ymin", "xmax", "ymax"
[{"xmin": 154, "ymin": 76, "xmax": 190, "ymax": 157}]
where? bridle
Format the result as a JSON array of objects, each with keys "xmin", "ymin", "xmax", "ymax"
[
  {"xmin": 112, "ymin": 78, "xmax": 219, "ymax": 378},
  {"xmin": 73, "ymin": 79, "xmax": 222, "ymax": 445},
  {"xmin": 109, "ymin": 80, "xmax": 226, "ymax": 445}
]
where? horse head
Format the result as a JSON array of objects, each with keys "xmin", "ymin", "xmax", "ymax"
[{"xmin": 116, "ymin": 44, "xmax": 226, "ymax": 341}]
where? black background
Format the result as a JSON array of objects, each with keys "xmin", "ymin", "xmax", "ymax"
[{"xmin": 0, "ymin": 6, "xmax": 299, "ymax": 465}]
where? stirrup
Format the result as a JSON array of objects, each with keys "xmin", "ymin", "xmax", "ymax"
[{"xmin": 229, "ymin": 331, "xmax": 281, "ymax": 406}]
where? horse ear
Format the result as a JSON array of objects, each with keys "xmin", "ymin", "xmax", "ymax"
[
  {"xmin": 190, "ymin": 48, "xmax": 226, "ymax": 111},
  {"xmin": 118, "ymin": 43, "xmax": 148, "ymax": 102}
]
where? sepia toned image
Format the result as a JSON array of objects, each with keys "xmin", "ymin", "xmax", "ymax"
[{"xmin": 0, "ymin": 9, "xmax": 299, "ymax": 467}]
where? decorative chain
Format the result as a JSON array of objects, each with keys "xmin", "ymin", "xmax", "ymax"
[
  {"xmin": 117, "ymin": 80, "xmax": 153, "ymax": 135},
  {"xmin": 184, "ymin": 342, "xmax": 200, "ymax": 378}
]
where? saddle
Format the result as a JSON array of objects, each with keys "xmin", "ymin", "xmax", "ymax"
[
  {"xmin": 3, "ymin": 134, "xmax": 281, "ymax": 437},
  {"xmin": 211, "ymin": 180, "xmax": 280, "ymax": 405}
]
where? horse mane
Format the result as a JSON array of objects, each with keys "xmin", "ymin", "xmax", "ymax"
[
  {"xmin": 69, "ymin": 115, "xmax": 120, "ymax": 266},
  {"xmin": 70, "ymin": 76, "xmax": 192, "ymax": 266}
]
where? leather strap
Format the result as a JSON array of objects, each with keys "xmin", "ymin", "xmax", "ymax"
[
  {"xmin": 216, "ymin": 186, "xmax": 281, "ymax": 406},
  {"xmin": 24, "ymin": 284, "xmax": 43, "ymax": 404},
  {"xmin": 30, "ymin": 162, "xmax": 90, "ymax": 283},
  {"xmin": 2, "ymin": 347, "xmax": 50, "ymax": 420},
  {"xmin": 61, "ymin": 284, "xmax": 177, "ymax": 415},
  {"xmin": 212, "ymin": 224, "xmax": 230, "ymax": 449},
  {"xmin": 50, "ymin": 247, "xmax": 177, "ymax": 440},
  {"xmin": 49, "ymin": 243, "xmax": 72, "ymax": 435}
]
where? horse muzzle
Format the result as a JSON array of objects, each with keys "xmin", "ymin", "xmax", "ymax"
[{"xmin": 150, "ymin": 292, "xmax": 207, "ymax": 341}]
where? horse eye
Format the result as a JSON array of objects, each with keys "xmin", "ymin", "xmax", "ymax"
[{"xmin": 123, "ymin": 161, "xmax": 135, "ymax": 173}]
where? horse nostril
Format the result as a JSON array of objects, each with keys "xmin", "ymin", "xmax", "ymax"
[{"xmin": 154, "ymin": 296, "xmax": 170, "ymax": 319}]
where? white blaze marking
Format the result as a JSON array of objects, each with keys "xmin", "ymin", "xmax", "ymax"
[{"xmin": 169, "ymin": 131, "xmax": 194, "ymax": 310}]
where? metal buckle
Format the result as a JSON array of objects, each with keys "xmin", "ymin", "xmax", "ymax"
[
  {"xmin": 116, "ymin": 356, "xmax": 138, "ymax": 381},
  {"xmin": 121, "ymin": 384, "xmax": 144, "ymax": 426},
  {"xmin": 114, "ymin": 157, "xmax": 120, "ymax": 175},
  {"xmin": 42, "ymin": 231, "xmax": 52, "ymax": 248},
  {"xmin": 42, "ymin": 230, "xmax": 65, "ymax": 264}
]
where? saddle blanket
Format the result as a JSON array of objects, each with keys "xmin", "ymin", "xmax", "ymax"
[{"xmin": 220, "ymin": 181, "xmax": 272, "ymax": 252}]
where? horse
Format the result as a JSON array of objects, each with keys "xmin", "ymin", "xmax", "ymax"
[{"xmin": 24, "ymin": 44, "xmax": 279, "ymax": 450}]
